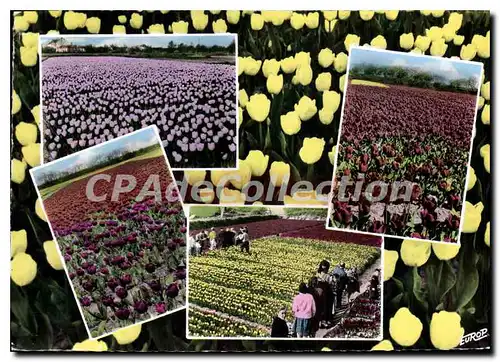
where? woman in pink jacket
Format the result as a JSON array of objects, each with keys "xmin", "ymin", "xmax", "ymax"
[{"xmin": 292, "ymin": 283, "xmax": 316, "ymax": 337}]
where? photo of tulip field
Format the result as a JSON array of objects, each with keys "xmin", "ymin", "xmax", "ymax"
[
  {"xmin": 30, "ymin": 128, "xmax": 187, "ymax": 338},
  {"xmin": 11, "ymin": 10, "xmax": 490, "ymax": 353},
  {"xmin": 188, "ymin": 206, "xmax": 382, "ymax": 339},
  {"xmin": 327, "ymin": 47, "xmax": 483, "ymax": 243},
  {"xmin": 41, "ymin": 34, "xmax": 237, "ymax": 168}
]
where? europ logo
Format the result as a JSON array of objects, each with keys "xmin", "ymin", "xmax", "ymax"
[{"xmin": 459, "ymin": 328, "xmax": 488, "ymax": 346}]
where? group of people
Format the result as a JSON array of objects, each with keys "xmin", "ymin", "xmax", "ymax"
[
  {"xmin": 189, "ymin": 226, "xmax": 251, "ymax": 255},
  {"xmin": 271, "ymin": 260, "xmax": 380, "ymax": 338}
]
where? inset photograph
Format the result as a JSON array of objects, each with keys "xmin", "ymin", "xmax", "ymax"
[
  {"xmin": 327, "ymin": 47, "xmax": 483, "ymax": 244},
  {"xmin": 187, "ymin": 206, "xmax": 382, "ymax": 339},
  {"xmin": 40, "ymin": 34, "xmax": 237, "ymax": 169},
  {"xmin": 30, "ymin": 126, "xmax": 187, "ymax": 338}
]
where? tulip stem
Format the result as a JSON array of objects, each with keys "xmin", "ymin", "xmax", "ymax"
[
  {"xmin": 306, "ymin": 164, "xmax": 314, "ymax": 182},
  {"xmin": 259, "ymin": 122, "xmax": 264, "ymax": 148}
]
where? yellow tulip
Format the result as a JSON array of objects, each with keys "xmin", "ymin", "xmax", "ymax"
[
  {"xmin": 246, "ymin": 94, "xmax": 270, "ymax": 122},
  {"xmin": 339, "ymin": 74, "xmax": 346, "ymax": 92},
  {"xmin": 384, "ymin": 250, "xmax": 398, "ymax": 281},
  {"xmin": 359, "ymin": 11, "xmax": 374, "ymax": 21},
  {"xmin": 280, "ymin": 111, "xmax": 301, "ymax": 135},
  {"xmin": 226, "ymin": 10, "xmax": 240, "ymax": 25},
  {"xmin": 267, "ymin": 74, "xmax": 283, "ymax": 94},
  {"xmin": 118, "ymin": 15, "xmax": 127, "ymax": 24},
  {"xmin": 210, "ymin": 170, "xmax": 229, "ymax": 188},
  {"xmin": 415, "ymin": 35, "xmax": 431, "ymax": 52},
  {"xmin": 338, "ymin": 11, "xmax": 351, "ymax": 20},
  {"xmin": 43, "ymin": 240, "xmax": 63, "ymax": 270},
  {"xmin": 35, "ymin": 198, "xmax": 47, "ymax": 222},
  {"xmin": 453, "ymin": 35, "xmax": 464, "ymax": 46},
  {"xmin": 244, "ymin": 57, "xmax": 262, "ymax": 76},
  {"xmin": 481, "ymin": 104, "xmax": 490, "ymax": 125},
  {"xmin": 212, "ymin": 19, "xmax": 228, "ymax": 33},
  {"xmin": 480, "ymin": 144, "xmax": 490, "ymax": 173},
  {"xmin": 190, "ymin": 11, "xmax": 208, "ymax": 31},
  {"xmin": 11, "ymin": 159, "xmax": 27, "ymax": 184},
  {"xmin": 370, "ymin": 35, "xmax": 387, "ymax": 49},
  {"xmin": 245, "ymin": 150, "xmax": 269, "ymax": 177},
  {"xmin": 294, "ymin": 96, "xmax": 317, "ymax": 121},
  {"xmin": 334, "ymin": 52, "xmax": 348, "ymax": 73},
  {"xmin": 250, "ymin": 13, "xmax": 264, "ymax": 31},
  {"xmin": 20, "ymin": 46, "xmax": 38, "ymax": 67},
  {"xmin": 385, "ymin": 10, "xmax": 399, "ymax": 21},
  {"xmin": 63, "ymin": 11, "xmax": 86, "ymax": 30},
  {"xmin": 324, "ymin": 19, "xmax": 337, "ymax": 32},
  {"xmin": 210, "ymin": 11, "xmax": 221, "ymax": 15},
  {"xmin": 184, "ymin": 170, "xmax": 207, "ymax": 186},
  {"xmin": 113, "ymin": 25, "xmax": 126, "ymax": 34},
  {"xmin": 299, "ymin": 137, "xmax": 325, "ymax": 164},
  {"xmin": 432, "ymin": 243, "xmax": 460, "ymax": 261},
  {"xmin": 14, "ymin": 15, "xmax": 29, "ymax": 32},
  {"xmin": 290, "ymin": 12, "xmax": 305, "ymax": 30},
  {"xmin": 420, "ymin": 10, "xmax": 432, "ymax": 16},
  {"xmin": 305, "ymin": 12, "xmax": 319, "ymax": 29},
  {"xmin": 148, "ymin": 23, "xmax": 165, "ymax": 34},
  {"xmin": 172, "ymin": 20, "xmax": 189, "ymax": 34},
  {"xmin": 473, "ymin": 34, "xmax": 489, "ymax": 58},
  {"xmin": 219, "ymin": 188, "xmax": 245, "ymax": 204},
  {"xmin": 400, "ymin": 239, "xmax": 431, "ymax": 267},
  {"xmin": 269, "ymin": 161, "xmax": 290, "ymax": 187},
  {"xmin": 448, "ymin": 12, "xmax": 463, "ymax": 31},
  {"xmin": 430, "ymin": 39, "xmax": 448, "ymax": 57},
  {"xmin": 130, "ymin": 13, "xmax": 143, "ymax": 29},
  {"xmin": 280, "ymin": 56, "xmax": 297, "ymax": 74},
  {"xmin": 442, "ymin": 23, "xmax": 456, "ymax": 42},
  {"xmin": 113, "ymin": 324, "xmax": 142, "ymax": 345},
  {"xmin": 399, "ymin": 33, "xmax": 414, "ymax": 50},
  {"xmin": 15, "ymin": 122, "xmax": 38, "ymax": 146},
  {"xmin": 431, "ymin": 10, "xmax": 445, "ymax": 17},
  {"xmin": 426, "ymin": 26, "xmax": 443, "ymax": 41},
  {"xmin": 323, "ymin": 11, "xmax": 337, "ymax": 21},
  {"xmin": 315, "ymin": 72, "xmax": 332, "ymax": 92},
  {"xmin": 467, "ymin": 167, "xmax": 477, "ymax": 191},
  {"xmin": 262, "ymin": 59, "xmax": 280, "ymax": 78},
  {"xmin": 12, "ymin": 90, "xmax": 21, "ymax": 115},
  {"xmin": 11, "ymin": 252, "xmax": 37, "ymax": 286},
  {"xmin": 371, "ymin": 340, "xmax": 394, "ymax": 351},
  {"xmin": 22, "ymin": 32, "xmax": 38, "ymax": 48},
  {"xmin": 239, "ymin": 89, "xmax": 249, "ymax": 108},
  {"xmin": 318, "ymin": 48, "xmax": 335, "ymax": 68},
  {"xmin": 328, "ymin": 145, "xmax": 337, "ymax": 165},
  {"xmin": 295, "ymin": 65, "xmax": 313, "ymax": 86},
  {"xmin": 238, "ymin": 107, "xmax": 243, "ymax": 127},
  {"xmin": 72, "ymin": 339, "xmax": 108, "ymax": 351},
  {"xmin": 485, "ymin": 222, "xmax": 490, "ymax": 247},
  {"xmin": 198, "ymin": 188, "xmax": 215, "ymax": 204},
  {"xmin": 318, "ymin": 108, "xmax": 334, "ymax": 125},
  {"xmin": 295, "ymin": 51, "xmax": 311, "ymax": 68},
  {"xmin": 49, "ymin": 11, "xmax": 62, "ymax": 18},
  {"xmin": 481, "ymin": 81, "xmax": 490, "ymax": 100},
  {"xmin": 22, "ymin": 143, "xmax": 40, "ymax": 167},
  {"xmin": 23, "ymin": 11, "xmax": 38, "ymax": 24},
  {"xmin": 344, "ymin": 34, "xmax": 360, "ymax": 52},
  {"xmin": 460, "ymin": 44, "xmax": 477, "ymax": 61},
  {"xmin": 85, "ymin": 17, "xmax": 101, "ymax": 34},
  {"xmin": 389, "ymin": 307, "xmax": 423, "ymax": 346},
  {"xmin": 462, "ymin": 201, "xmax": 484, "ymax": 233},
  {"xmin": 430, "ymin": 311, "xmax": 464, "ymax": 350},
  {"xmin": 322, "ymin": 90, "xmax": 341, "ymax": 114},
  {"xmin": 11, "ymin": 230, "xmax": 27, "ymax": 258}
]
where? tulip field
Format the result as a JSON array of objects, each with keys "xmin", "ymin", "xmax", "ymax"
[
  {"xmin": 188, "ymin": 236, "xmax": 381, "ymax": 338},
  {"xmin": 42, "ymin": 54, "xmax": 237, "ymax": 168},
  {"xmin": 35, "ymin": 147, "xmax": 187, "ymax": 338},
  {"xmin": 328, "ymin": 53, "xmax": 481, "ymax": 242}
]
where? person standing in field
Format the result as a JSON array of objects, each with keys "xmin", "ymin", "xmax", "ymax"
[
  {"xmin": 271, "ymin": 307, "xmax": 289, "ymax": 338},
  {"xmin": 240, "ymin": 228, "xmax": 251, "ymax": 254},
  {"xmin": 208, "ymin": 227, "xmax": 217, "ymax": 251},
  {"xmin": 292, "ymin": 283, "xmax": 316, "ymax": 338}
]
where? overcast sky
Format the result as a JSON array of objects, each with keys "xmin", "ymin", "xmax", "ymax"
[
  {"xmin": 349, "ymin": 46, "xmax": 483, "ymax": 82},
  {"xmin": 41, "ymin": 34, "xmax": 235, "ymax": 48},
  {"xmin": 31, "ymin": 127, "xmax": 159, "ymax": 185}
]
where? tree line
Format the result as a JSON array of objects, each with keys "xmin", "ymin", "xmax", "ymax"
[{"xmin": 350, "ymin": 64, "xmax": 478, "ymax": 94}]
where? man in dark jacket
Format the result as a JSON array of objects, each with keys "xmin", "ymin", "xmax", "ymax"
[{"xmin": 271, "ymin": 308, "xmax": 289, "ymax": 338}]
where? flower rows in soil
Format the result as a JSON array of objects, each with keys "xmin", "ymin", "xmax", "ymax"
[
  {"xmin": 331, "ymin": 82, "xmax": 476, "ymax": 242},
  {"xmin": 188, "ymin": 236, "xmax": 380, "ymax": 337},
  {"xmin": 42, "ymin": 155, "xmax": 187, "ymax": 337}
]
